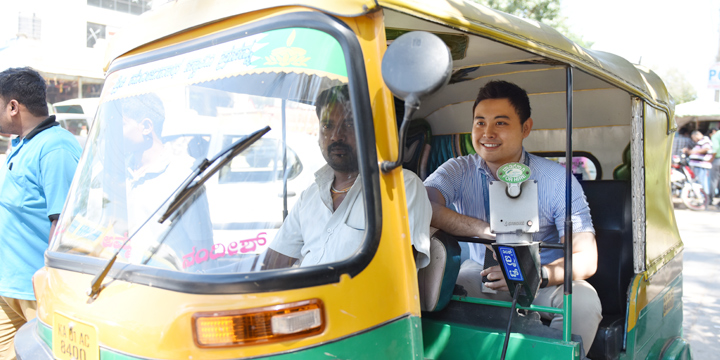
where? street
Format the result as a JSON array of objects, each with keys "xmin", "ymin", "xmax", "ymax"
[{"xmin": 677, "ymin": 204, "xmax": 720, "ymax": 358}]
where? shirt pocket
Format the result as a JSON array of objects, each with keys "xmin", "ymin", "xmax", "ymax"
[
  {"xmin": 2, "ymin": 168, "xmax": 28, "ymax": 208},
  {"xmin": 334, "ymin": 223, "xmax": 365, "ymax": 261},
  {"xmin": 344, "ymin": 196, "xmax": 366, "ymax": 231}
]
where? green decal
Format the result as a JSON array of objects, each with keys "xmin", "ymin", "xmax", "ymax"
[
  {"xmin": 497, "ymin": 162, "xmax": 531, "ymax": 184},
  {"xmin": 253, "ymin": 28, "xmax": 347, "ymax": 78}
]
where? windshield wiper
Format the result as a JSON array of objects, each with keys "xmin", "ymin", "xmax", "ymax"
[{"xmin": 86, "ymin": 126, "xmax": 271, "ymax": 302}]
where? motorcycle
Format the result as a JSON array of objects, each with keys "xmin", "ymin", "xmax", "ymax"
[{"xmin": 671, "ymin": 154, "xmax": 709, "ymax": 211}]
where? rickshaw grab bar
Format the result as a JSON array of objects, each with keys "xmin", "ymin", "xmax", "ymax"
[
  {"xmin": 453, "ymin": 236, "xmax": 563, "ymax": 250},
  {"xmin": 563, "ymin": 66, "xmax": 574, "ymax": 342}
]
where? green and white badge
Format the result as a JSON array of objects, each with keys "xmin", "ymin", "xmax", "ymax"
[{"xmin": 497, "ymin": 162, "xmax": 531, "ymax": 184}]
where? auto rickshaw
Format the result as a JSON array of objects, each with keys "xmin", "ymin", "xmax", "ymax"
[{"xmin": 15, "ymin": 1, "xmax": 690, "ymax": 359}]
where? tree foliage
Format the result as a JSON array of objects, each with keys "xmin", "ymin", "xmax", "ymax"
[
  {"xmin": 482, "ymin": 0, "xmax": 560, "ymax": 23},
  {"xmin": 658, "ymin": 68, "xmax": 697, "ymax": 105},
  {"xmin": 474, "ymin": 0, "xmax": 594, "ymax": 49}
]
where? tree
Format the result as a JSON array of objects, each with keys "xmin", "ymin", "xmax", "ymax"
[
  {"xmin": 474, "ymin": 0, "xmax": 594, "ymax": 49},
  {"xmin": 482, "ymin": 0, "xmax": 560, "ymax": 23},
  {"xmin": 656, "ymin": 68, "xmax": 697, "ymax": 105}
]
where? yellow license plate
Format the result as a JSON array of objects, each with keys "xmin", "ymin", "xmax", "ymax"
[{"xmin": 52, "ymin": 313, "xmax": 99, "ymax": 360}]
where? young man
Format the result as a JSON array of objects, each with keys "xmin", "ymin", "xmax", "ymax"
[
  {"xmin": 0, "ymin": 67, "xmax": 82, "ymax": 360},
  {"xmin": 424, "ymin": 80, "xmax": 601, "ymax": 354},
  {"xmin": 709, "ymin": 128, "xmax": 720, "ymax": 204},
  {"xmin": 684, "ymin": 130, "xmax": 715, "ymax": 205},
  {"xmin": 265, "ymin": 85, "xmax": 431, "ymax": 270},
  {"xmin": 117, "ymin": 94, "xmax": 214, "ymax": 269}
]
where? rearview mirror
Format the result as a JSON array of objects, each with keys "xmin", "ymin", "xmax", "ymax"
[{"xmin": 381, "ymin": 31, "xmax": 452, "ymax": 172}]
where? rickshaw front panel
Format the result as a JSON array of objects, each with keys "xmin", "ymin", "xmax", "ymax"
[{"xmin": 29, "ymin": 6, "xmax": 425, "ymax": 360}]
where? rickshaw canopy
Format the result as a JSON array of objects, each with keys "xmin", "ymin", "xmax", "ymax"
[{"xmin": 106, "ymin": 0, "xmax": 673, "ymax": 120}]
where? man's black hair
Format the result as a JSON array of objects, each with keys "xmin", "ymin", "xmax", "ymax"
[
  {"xmin": 472, "ymin": 80, "xmax": 531, "ymax": 124},
  {"xmin": 0, "ymin": 67, "xmax": 49, "ymax": 117},
  {"xmin": 120, "ymin": 93, "xmax": 166, "ymax": 136},
  {"xmin": 315, "ymin": 85, "xmax": 350, "ymax": 119}
]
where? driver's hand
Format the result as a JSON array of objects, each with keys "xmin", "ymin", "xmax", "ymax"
[{"xmin": 481, "ymin": 265, "xmax": 508, "ymax": 291}]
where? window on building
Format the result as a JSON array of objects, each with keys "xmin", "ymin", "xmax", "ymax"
[
  {"xmin": 87, "ymin": 22, "xmax": 106, "ymax": 48},
  {"xmin": 87, "ymin": 0, "xmax": 152, "ymax": 15},
  {"xmin": 18, "ymin": 13, "xmax": 41, "ymax": 40}
]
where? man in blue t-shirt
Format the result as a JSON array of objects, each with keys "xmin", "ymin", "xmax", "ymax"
[
  {"xmin": 0, "ymin": 67, "xmax": 81, "ymax": 359},
  {"xmin": 424, "ymin": 80, "xmax": 601, "ymax": 354}
]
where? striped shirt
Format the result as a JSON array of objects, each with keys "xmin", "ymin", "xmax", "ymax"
[{"xmin": 424, "ymin": 150, "xmax": 594, "ymax": 265}]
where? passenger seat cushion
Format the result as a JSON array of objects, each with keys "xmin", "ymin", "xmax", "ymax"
[{"xmin": 418, "ymin": 228, "xmax": 462, "ymax": 312}]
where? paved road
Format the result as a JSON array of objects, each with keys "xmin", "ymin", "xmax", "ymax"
[{"xmin": 676, "ymin": 203, "xmax": 720, "ymax": 358}]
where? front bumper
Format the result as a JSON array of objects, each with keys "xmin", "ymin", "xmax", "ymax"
[{"xmin": 14, "ymin": 319, "xmax": 53, "ymax": 360}]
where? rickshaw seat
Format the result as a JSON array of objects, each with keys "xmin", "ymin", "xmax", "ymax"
[
  {"xmin": 418, "ymin": 228, "xmax": 462, "ymax": 312},
  {"xmin": 580, "ymin": 180, "xmax": 634, "ymax": 360}
]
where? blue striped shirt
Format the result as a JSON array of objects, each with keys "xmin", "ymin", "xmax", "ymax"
[{"xmin": 424, "ymin": 150, "xmax": 594, "ymax": 265}]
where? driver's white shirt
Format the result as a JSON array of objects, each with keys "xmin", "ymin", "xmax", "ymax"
[{"xmin": 270, "ymin": 165, "xmax": 431, "ymax": 269}]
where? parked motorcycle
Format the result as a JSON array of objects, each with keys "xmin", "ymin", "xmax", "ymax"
[{"xmin": 671, "ymin": 155, "xmax": 709, "ymax": 211}]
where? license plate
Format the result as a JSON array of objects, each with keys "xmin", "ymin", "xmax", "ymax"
[{"xmin": 52, "ymin": 313, "xmax": 99, "ymax": 360}]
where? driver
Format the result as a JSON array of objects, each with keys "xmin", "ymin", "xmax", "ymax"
[
  {"xmin": 265, "ymin": 85, "xmax": 431, "ymax": 269},
  {"xmin": 423, "ymin": 80, "xmax": 601, "ymax": 354}
]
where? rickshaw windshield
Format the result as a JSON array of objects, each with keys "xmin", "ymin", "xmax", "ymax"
[{"xmin": 50, "ymin": 27, "xmax": 366, "ymax": 274}]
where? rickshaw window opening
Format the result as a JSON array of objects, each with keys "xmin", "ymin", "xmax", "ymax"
[{"xmin": 46, "ymin": 11, "xmax": 382, "ymax": 295}]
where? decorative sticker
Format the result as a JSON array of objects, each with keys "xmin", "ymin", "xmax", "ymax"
[
  {"xmin": 103, "ymin": 27, "xmax": 347, "ymax": 102},
  {"xmin": 181, "ymin": 229, "xmax": 276, "ymax": 269},
  {"xmin": 60, "ymin": 216, "xmax": 115, "ymax": 257},
  {"xmin": 497, "ymin": 162, "xmax": 531, "ymax": 184},
  {"xmin": 663, "ymin": 289, "xmax": 675, "ymax": 317},
  {"xmin": 498, "ymin": 246, "xmax": 524, "ymax": 282}
]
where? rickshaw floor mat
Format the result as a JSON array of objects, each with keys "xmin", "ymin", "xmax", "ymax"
[{"xmin": 422, "ymin": 300, "xmax": 582, "ymax": 344}]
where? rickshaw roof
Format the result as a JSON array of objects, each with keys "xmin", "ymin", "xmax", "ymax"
[{"xmin": 105, "ymin": 0, "xmax": 672, "ymax": 115}]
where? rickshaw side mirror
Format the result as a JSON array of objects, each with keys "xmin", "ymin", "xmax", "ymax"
[{"xmin": 380, "ymin": 31, "xmax": 452, "ymax": 173}]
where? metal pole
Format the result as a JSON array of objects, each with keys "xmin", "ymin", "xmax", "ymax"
[
  {"xmin": 563, "ymin": 66, "xmax": 574, "ymax": 342},
  {"xmin": 282, "ymin": 99, "xmax": 288, "ymax": 220}
]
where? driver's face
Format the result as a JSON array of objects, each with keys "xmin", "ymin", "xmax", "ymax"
[{"xmin": 318, "ymin": 103, "xmax": 358, "ymax": 173}]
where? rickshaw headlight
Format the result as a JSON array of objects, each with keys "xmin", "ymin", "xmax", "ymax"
[{"xmin": 193, "ymin": 299, "xmax": 324, "ymax": 347}]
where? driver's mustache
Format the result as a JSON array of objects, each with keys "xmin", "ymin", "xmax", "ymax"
[{"xmin": 327, "ymin": 142, "xmax": 352, "ymax": 153}]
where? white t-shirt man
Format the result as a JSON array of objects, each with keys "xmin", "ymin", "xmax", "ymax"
[{"xmin": 270, "ymin": 165, "xmax": 431, "ymax": 270}]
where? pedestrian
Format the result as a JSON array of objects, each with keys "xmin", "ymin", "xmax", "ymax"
[
  {"xmin": 684, "ymin": 130, "xmax": 715, "ymax": 207},
  {"xmin": 710, "ymin": 128, "xmax": 720, "ymax": 205},
  {"xmin": 0, "ymin": 67, "xmax": 82, "ymax": 360},
  {"xmin": 672, "ymin": 126, "xmax": 695, "ymax": 160}
]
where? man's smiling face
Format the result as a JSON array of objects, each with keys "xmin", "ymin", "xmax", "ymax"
[{"xmin": 471, "ymin": 98, "xmax": 533, "ymax": 174}]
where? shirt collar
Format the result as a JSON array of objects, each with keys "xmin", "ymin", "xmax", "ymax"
[
  {"xmin": 476, "ymin": 148, "xmax": 529, "ymax": 176},
  {"xmin": 24, "ymin": 115, "xmax": 59, "ymax": 141},
  {"xmin": 314, "ymin": 164, "xmax": 361, "ymax": 188},
  {"xmin": 128, "ymin": 147, "xmax": 174, "ymax": 186}
]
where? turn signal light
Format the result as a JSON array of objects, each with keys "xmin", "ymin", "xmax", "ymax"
[{"xmin": 193, "ymin": 299, "xmax": 324, "ymax": 348}]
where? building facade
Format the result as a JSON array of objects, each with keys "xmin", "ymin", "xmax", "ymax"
[{"xmin": 0, "ymin": 0, "xmax": 161, "ymax": 104}]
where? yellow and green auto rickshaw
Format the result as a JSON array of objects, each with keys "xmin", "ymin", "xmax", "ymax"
[{"xmin": 15, "ymin": 1, "xmax": 690, "ymax": 359}]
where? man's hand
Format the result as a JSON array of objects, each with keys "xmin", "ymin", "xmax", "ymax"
[
  {"xmin": 262, "ymin": 249, "xmax": 298, "ymax": 270},
  {"xmin": 481, "ymin": 265, "xmax": 508, "ymax": 291},
  {"xmin": 425, "ymin": 186, "xmax": 495, "ymax": 240}
]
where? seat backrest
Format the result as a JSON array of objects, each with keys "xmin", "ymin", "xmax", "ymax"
[
  {"xmin": 581, "ymin": 180, "xmax": 634, "ymax": 316},
  {"xmin": 402, "ymin": 119, "xmax": 432, "ymax": 180},
  {"xmin": 418, "ymin": 229, "xmax": 462, "ymax": 312}
]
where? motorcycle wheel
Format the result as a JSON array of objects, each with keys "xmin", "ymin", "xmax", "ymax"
[{"xmin": 681, "ymin": 183, "xmax": 708, "ymax": 211}]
